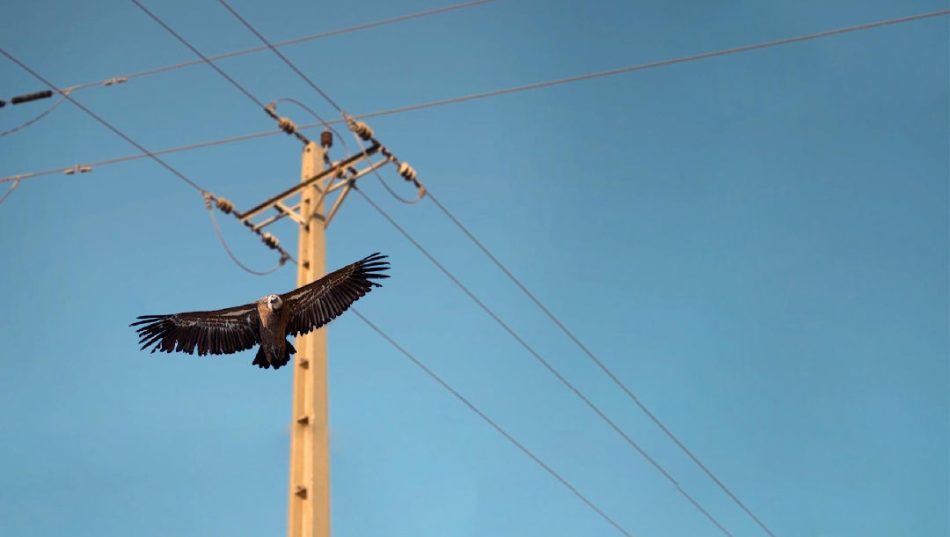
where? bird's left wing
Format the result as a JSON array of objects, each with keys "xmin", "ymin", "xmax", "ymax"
[
  {"xmin": 130, "ymin": 303, "xmax": 261, "ymax": 356},
  {"xmin": 281, "ymin": 252, "xmax": 389, "ymax": 337}
]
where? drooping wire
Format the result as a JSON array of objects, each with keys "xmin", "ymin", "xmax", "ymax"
[
  {"xmin": 0, "ymin": 46, "xmax": 290, "ymax": 276},
  {"xmin": 204, "ymin": 195, "xmax": 288, "ymax": 276},
  {"xmin": 425, "ymin": 191, "xmax": 778, "ymax": 535},
  {"xmin": 355, "ymin": 188, "xmax": 736, "ymax": 537},
  {"xmin": 4, "ymin": 7, "xmax": 946, "ymax": 185},
  {"xmin": 0, "ymin": 87, "xmax": 75, "ymax": 138},
  {"xmin": 352, "ymin": 309, "xmax": 635, "ymax": 537}
]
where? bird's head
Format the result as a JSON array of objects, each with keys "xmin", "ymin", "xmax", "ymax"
[{"xmin": 266, "ymin": 294, "xmax": 283, "ymax": 310}]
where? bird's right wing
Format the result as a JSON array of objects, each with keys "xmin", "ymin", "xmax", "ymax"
[
  {"xmin": 130, "ymin": 303, "xmax": 261, "ymax": 356},
  {"xmin": 281, "ymin": 252, "xmax": 389, "ymax": 337}
]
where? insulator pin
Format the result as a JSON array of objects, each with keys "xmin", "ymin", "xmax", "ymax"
[
  {"xmin": 277, "ymin": 117, "xmax": 297, "ymax": 135},
  {"xmin": 260, "ymin": 231, "xmax": 280, "ymax": 249},
  {"xmin": 215, "ymin": 197, "xmax": 235, "ymax": 214},
  {"xmin": 398, "ymin": 162, "xmax": 417, "ymax": 183},
  {"xmin": 320, "ymin": 130, "xmax": 333, "ymax": 149},
  {"xmin": 347, "ymin": 118, "xmax": 374, "ymax": 140}
]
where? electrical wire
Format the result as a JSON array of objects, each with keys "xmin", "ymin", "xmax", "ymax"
[
  {"xmin": 207, "ymin": 2, "xmax": 793, "ymax": 528},
  {"xmin": 216, "ymin": 2, "xmax": 731, "ymax": 523},
  {"xmin": 206, "ymin": 202, "xmax": 287, "ymax": 275},
  {"xmin": 63, "ymin": 0, "xmax": 497, "ymax": 94},
  {"xmin": 216, "ymin": 0, "xmax": 344, "ymax": 113},
  {"xmin": 355, "ymin": 8, "xmax": 950, "ymax": 120},
  {"xmin": 4, "ymin": 8, "xmax": 946, "ymax": 185},
  {"xmin": 0, "ymin": 46, "xmax": 291, "ymax": 276},
  {"xmin": 0, "ymin": 47, "xmax": 208, "ymax": 194},
  {"xmin": 425, "ymin": 191, "xmax": 778, "ymax": 535},
  {"xmin": 131, "ymin": 0, "xmax": 268, "ymax": 111},
  {"xmin": 0, "ymin": 88, "xmax": 73, "ymax": 138},
  {"xmin": 355, "ymin": 188, "xmax": 736, "ymax": 537},
  {"xmin": 353, "ymin": 309, "xmax": 635, "ymax": 537},
  {"xmin": 0, "ymin": 178, "xmax": 20, "ymax": 205}
]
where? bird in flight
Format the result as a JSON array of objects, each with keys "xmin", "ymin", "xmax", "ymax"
[{"xmin": 131, "ymin": 253, "xmax": 389, "ymax": 370}]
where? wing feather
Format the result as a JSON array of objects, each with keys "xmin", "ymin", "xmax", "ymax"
[
  {"xmin": 130, "ymin": 303, "xmax": 261, "ymax": 356},
  {"xmin": 282, "ymin": 252, "xmax": 389, "ymax": 337}
]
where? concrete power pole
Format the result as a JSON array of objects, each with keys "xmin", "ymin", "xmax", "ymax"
[
  {"xmin": 234, "ymin": 121, "xmax": 422, "ymax": 537},
  {"xmin": 287, "ymin": 140, "xmax": 330, "ymax": 537}
]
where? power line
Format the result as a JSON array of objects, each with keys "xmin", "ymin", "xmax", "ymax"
[
  {"xmin": 216, "ymin": 0, "xmax": 344, "ymax": 113},
  {"xmin": 208, "ymin": 1, "xmax": 737, "ymax": 525},
  {"xmin": 354, "ymin": 188, "xmax": 736, "ymax": 537},
  {"xmin": 4, "ymin": 7, "xmax": 946, "ymax": 185},
  {"xmin": 352, "ymin": 309, "xmax": 636, "ymax": 537},
  {"xmin": 0, "ymin": 46, "xmax": 293, "ymax": 275},
  {"xmin": 63, "ymin": 0, "xmax": 497, "ymax": 94},
  {"xmin": 0, "ymin": 47, "xmax": 209, "ymax": 195},
  {"xmin": 126, "ymin": 5, "xmax": 638, "ymax": 531},
  {"xmin": 425, "ymin": 190, "xmax": 778, "ymax": 535},
  {"xmin": 131, "ymin": 0, "xmax": 268, "ymax": 111},
  {"xmin": 0, "ymin": 88, "xmax": 72, "ymax": 138},
  {"xmin": 355, "ymin": 8, "xmax": 950, "ymax": 120}
]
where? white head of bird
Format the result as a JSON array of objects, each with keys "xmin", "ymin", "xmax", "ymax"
[{"xmin": 265, "ymin": 294, "xmax": 283, "ymax": 310}]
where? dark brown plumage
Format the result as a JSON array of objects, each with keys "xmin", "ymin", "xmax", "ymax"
[{"xmin": 130, "ymin": 253, "xmax": 389, "ymax": 369}]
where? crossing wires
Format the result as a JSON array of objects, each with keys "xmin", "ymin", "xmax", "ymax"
[
  {"xmin": 128, "ymin": 3, "xmax": 637, "ymax": 535},
  {"xmin": 206, "ymin": 0, "xmax": 743, "ymax": 534},
  {"xmin": 4, "ymin": 8, "xmax": 948, "ymax": 185},
  {"xmin": 0, "ymin": 46, "xmax": 294, "ymax": 274}
]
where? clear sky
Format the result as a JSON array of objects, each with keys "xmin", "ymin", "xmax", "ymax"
[{"xmin": 0, "ymin": 1, "xmax": 947, "ymax": 536}]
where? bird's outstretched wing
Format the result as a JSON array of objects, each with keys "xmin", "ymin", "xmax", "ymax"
[
  {"xmin": 130, "ymin": 304, "xmax": 261, "ymax": 356},
  {"xmin": 282, "ymin": 252, "xmax": 389, "ymax": 337}
]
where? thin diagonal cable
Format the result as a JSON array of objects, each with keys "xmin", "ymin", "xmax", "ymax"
[
  {"xmin": 66, "ymin": 0, "xmax": 497, "ymax": 92},
  {"xmin": 426, "ymin": 191, "xmax": 777, "ymax": 535},
  {"xmin": 4, "ymin": 8, "xmax": 946, "ymax": 185},
  {"xmin": 131, "ymin": 0, "xmax": 268, "ymax": 110},
  {"xmin": 355, "ymin": 188, "xmax": 735, "ymax": 537},
  {"xmin": 0, "ymin": 47, "xmax": 208, "ymax": 194},
  {"xmin": 355, "ymin": 8, "xmax": 950, "ymax": 120},
  {"xmin": 0, "ymin": 179, "xmax": 20, "ymax": 205},
  {"xmin": 216, "ymin": 0, "xmax": 343, "ymax": 113},
  {"xmin": 0, "ymin": 47, "xmax": 290, "ymax": 275},
  {"xmin": 0, "ymin": 89, "xmax": 72, "ymax": 138},
  {"xmin": 353, "ymin": 310, "xmax": 635, "ymax": 537}
]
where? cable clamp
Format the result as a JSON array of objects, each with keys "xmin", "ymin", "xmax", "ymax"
[
  {"xmin": 103, "ymin": 77, "xmax": 128, "ymax": 87},
  {"xmin": 64, "ymin": 164, "xmax": 92, "ymax": 176}
]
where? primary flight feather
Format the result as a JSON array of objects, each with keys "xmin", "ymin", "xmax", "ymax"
[{"xmin": 130, "ymin": 253, "xmax": 389, "ymax": 369}]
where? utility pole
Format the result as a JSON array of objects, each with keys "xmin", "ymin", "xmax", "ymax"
[
  {"xmin": 231, "ymin": 118, "xmax": 423, "ymax": 537},
  {"xmin": 287, "ymin": 140, "xmax": 330, "ymax": 537}
]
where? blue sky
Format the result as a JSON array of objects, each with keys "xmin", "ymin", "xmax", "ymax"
[{"xmin": 0, "ymin": 1, "xmax": 946, "ymax": 536}]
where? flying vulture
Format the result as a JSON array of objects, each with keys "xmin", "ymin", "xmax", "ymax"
[{"xmin": 131, "ymin": 253, "xmax": 389, "ymax": 369}]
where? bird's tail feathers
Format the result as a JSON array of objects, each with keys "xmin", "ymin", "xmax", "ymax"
[{"xmin": 252, "ymin": 340, "xmax": 296, "ymax": 370}]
